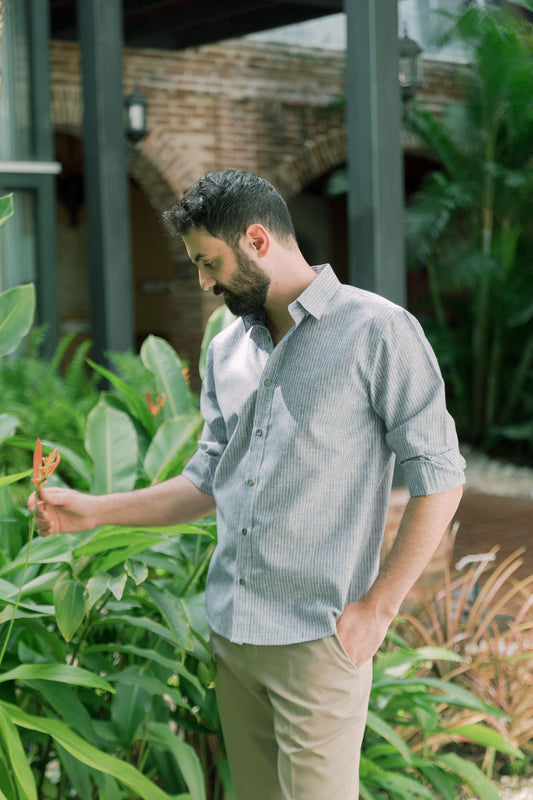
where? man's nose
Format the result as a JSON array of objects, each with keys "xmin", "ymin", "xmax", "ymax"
[{"xmin": 198, "ymin": 267, "xmax": 216, "ymax": 292}]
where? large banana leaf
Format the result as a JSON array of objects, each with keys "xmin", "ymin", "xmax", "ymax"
[
  {"xmin": 144, "ymin": 415, "xmax": 202, "ymax": 482},
  {"xmin": 85, "ymin": 401, "xmax": 138, "ymax": 494},
  {"xmin": 141, "ymin": 335, "xmax": 191, "ymax": 418},
  {"xmin": 0, "ymin": 284, "xmax": 35, "ymax": 359}
]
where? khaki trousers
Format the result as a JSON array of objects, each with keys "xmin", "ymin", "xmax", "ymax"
[{"xmin": 210, "ymin": 630, "xmax": 373, "ymax": 800}]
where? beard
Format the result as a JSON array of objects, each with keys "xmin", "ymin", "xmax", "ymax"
[{"xmin": 215, "ymin": 248, "xmax": 270, "ymax": 317}]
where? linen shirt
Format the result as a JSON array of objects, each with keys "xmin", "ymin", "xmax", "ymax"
[{"xmin": 183, "ymin": 264, "xmax": 465, "ymax": 645}]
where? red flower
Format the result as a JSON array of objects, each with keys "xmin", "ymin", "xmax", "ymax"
[
  {"xmin": 146, "ymin": 390, "xmax": 166, "ymax": 418},
  {"xmin": 31, "ymin": 438, "xmax": 60, "ymax": 495}
]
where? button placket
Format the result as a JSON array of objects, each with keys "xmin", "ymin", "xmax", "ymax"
[{"xmin": 232, "ymin": 336, "xmax": 281, "ymax": 642}]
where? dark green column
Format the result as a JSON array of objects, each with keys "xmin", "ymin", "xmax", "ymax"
[
  {"xmin": 79, "ymin": 0, "xmax": 134, "ymax": 360},
  {"xmin": 345, "ymin": 0, "xmax": 406, "ymax": 307},
  {"xmin": 30, "ymin": 0, "xmax": 59, "ymax": 356}
]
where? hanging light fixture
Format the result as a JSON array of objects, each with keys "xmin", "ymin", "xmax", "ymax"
[
  {"xmin": 399, "ymin": 29, "xmax": 424, "ymax": 101},
  {"xmin": 124, "ymin": 90, "xmax": 149, "ymax": 144}
]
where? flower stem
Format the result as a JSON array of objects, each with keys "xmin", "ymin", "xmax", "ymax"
[{"xmin": 0, "ymin": 507, "xmax": 38, "ymax": 668}]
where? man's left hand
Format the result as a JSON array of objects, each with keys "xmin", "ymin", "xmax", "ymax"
[{"xmin": 336, "ymin": 600, "xmax": 393, "ymax": 666}]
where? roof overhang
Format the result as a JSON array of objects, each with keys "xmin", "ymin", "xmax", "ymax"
[{"xmin": 50, "ymin": 0, "xmax": 344, "ymax": 49}]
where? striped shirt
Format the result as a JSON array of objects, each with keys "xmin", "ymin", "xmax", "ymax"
[{"xmin": 183, "ymin": 264, "xmax": 465, "ymax": 645}]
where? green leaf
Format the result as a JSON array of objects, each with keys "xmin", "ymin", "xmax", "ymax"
[
  {"xmin": 85, "ymin": 642, "xmax": 206, "ymax": 699},
  {"xmin": 144, "ymin": 584, "xmax": 194, "ymax": 651},
  {"xmin": 373, "ymin": 647, "xmax": 461, "ymax": 680},
  {"xmin": 144, "ymin": 415, "xmax": 202, "ymax": 482},
  {"xmin": 147, "ymin": 721, "xmax": 207, "ymax": 800},
  {"xmin": 57, "ymin": 743, "xmax": 93, "ymax": 800},
  {"xmin": 87, "ymin": 358, "xmax": 155, "ymax": 434},
  {"xmin": 141, "ymin": 335, "xmax": 191, "ymax": 418},
  {"xmin": 85, "ymin": 401, "xmax": 138, "ymax": 494},
  {"xmin": 54, "ymin": 579, "xmax": 86, "ymax": 642},
  {"xmin": 94, "ymin": 614, "xmax": 178, "ymax": 646},
  {"xmin": 199, "ymin": 305, "xmax": 236, "ymax": 380},
  {"xmin": 0, "ymin": 533, "xmax": 76, "ymax": 576},
  {"xmin": 111, "ymin": 671, "xmax": 151, "ymax": 749},
  {"xmin": 415, "ymin": 761, "xmax": 456, "ymax": 800},
  {"xmin": 125, "ymin": 558, "xmax": 148, "ymax": 585},
  {"xmin": 436, "ymin": 752, "xmax": 501, "ymax": 800},
  {"xmin": 0, "ymin": 414, "xmax": 19, "ymax": 443},
  {"xmin": 85, "ymin": 571, "xmax": 110, "ymax": 613},
  {"xmin": 0, "ymin": 469, "xmax": 32, "ymax": 487},
  {"xmin": 75, "ymin": 528, "xmax": 166, "ymax": 557},
  {"xmin": 0, "ymin": 701, "xmax": 177, "ymax": 800},
  {"xmin": 365, "ymin": 710, "xmax": 413, "ymax": 764},
  {"xmin": 0, "ymin": 663, "xmax": 113, "ymax": 693},
  {"xmin": 373, "ymin": 677, "xmax": 506, "ymax": 718},
  {"xmin": 0, "ymin": 195, "xmax": 14, "ymax": 228},
  {"xmin": 108, "ymin": 669, "xmax": 192, "ymax": 711},
  {"xmin": 27, "ymin": 680, "xmax": 96, "ymax": 742},
  {"xmin": 0, "ymin": 758, "xmax": 14, "ymax": 800},
  {"xmin": 0, "ymin": 284, "xmax": 36, "ymax": 358},
  {"xmin": 447, "ymin": 723, "xmax": 523, "ymax": 758},
  {"xmin": 0, "ymin": 704, "xmax": 37, "ymax": 800}
]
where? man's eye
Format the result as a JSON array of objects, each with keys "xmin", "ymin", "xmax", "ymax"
[{"xmin": 204, "ymin": 262, "xmax": 214, "ymax": 270}]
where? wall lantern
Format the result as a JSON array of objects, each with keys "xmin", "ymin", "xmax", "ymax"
[
  {"xmin": 124, "ymin": 90, "xmax": 149, "ymax": 144},
  {"xmin": 399, "ymin": 29, "xmax": 424, "ymax": 101}
]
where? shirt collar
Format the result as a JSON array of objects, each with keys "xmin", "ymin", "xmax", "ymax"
[
  {"xmin": 242, "ymin": 264, "xmax": 340, "ymax": 330},
  {"xmin": 288, "ymin": 264, "xmax": 340, "ymax": 322}
]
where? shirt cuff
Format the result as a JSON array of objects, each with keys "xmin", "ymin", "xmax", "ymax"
[{"xmin": 399, "ymin": 448, "xmax": 466, "ymax": 497}]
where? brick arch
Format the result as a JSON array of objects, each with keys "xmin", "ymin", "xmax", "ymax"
[
  {"xmin": 268, "ymin": 128, "xmax": 346, "ymax": 201},
  {"xmin": 128, "ymin": 133, "xmax": 200, "ymax": 217}
]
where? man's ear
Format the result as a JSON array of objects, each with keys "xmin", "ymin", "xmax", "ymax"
[{"xmin": 243, "ymin": 223, "xmax": 270, "ymax": 257}]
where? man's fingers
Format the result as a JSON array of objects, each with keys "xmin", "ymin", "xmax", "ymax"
[{"xmin": 35, "ymin": 500, "xmax": 54, "ymax": 536}]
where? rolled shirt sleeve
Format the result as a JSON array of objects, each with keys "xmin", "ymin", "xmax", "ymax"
[
  {"xmin": 369, "ymin": 308, "xmax": 466, "ymax": 496},
  {"xmin": 182, "ymin": 343, "xmax": 227, "ymax": 496}
]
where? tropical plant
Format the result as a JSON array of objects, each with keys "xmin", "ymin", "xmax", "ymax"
[
  {"xmin": 396, "ymin": 547, "xmax": 533, "ymax": 768},
  {"xmin": 0, "ymin": 261, "xmax": 232, "ymax": 797},
  {"xmin": 360, "ymin": 639, "xmax": 524, "ymax": 800},
  {"xmin": 403, "ymin": 6, "xmax": 533, "ymax": 456}
]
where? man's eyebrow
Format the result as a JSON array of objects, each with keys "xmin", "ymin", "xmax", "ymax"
[{"xmin": 192, "ymin": 252, "xmax": 210, "ymax": 265}]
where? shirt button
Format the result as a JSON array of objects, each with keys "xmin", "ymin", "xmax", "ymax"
[
  {"xmin": 256, "ymin": 429, "xmax": 263, "ymax": 437},
  {"xmin": 241, "ymin": 528, "xmax": 248, "ymax": 536},
  {"xmin": 263, "ymin": 378, "xmax": 271, "ymax": 386},
  {"xmin": 246, "ymin": 478, "xmax": 254, "ymax": 486},
  {"xmin": 239, "ymin": 578, "xmax": 246, "ymax": 586}
]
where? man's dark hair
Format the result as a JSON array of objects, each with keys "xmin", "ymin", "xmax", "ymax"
[{"xmin": 162, "ymin": 169, "xmax": 296, "ymax": 248}]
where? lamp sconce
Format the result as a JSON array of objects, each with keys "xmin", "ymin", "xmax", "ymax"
[
  {"xmin": 124, "ymin": 90, "xmax": 149, "ymax": 144},
  {"xmin": 399, "ymin": 29, "xmax": 424, "ymax": 102}
]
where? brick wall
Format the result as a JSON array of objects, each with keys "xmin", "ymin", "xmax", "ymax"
[{"xmin": 50, "ymin": 38, "xmax": 462, "ymax": 380}]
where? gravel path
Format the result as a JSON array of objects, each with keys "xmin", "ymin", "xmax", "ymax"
[{"xmin": 462, "ymin": 444, "xmax": 533, "ymax": 500}]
